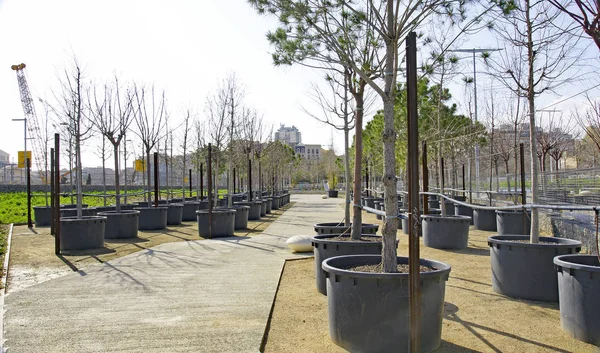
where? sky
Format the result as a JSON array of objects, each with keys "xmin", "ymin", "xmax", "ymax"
[{"xmin": 1, "ymin": 0, "xmax": 599, "ymax": 169}]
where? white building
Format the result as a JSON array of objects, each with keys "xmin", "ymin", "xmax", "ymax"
[
  {"xmin": 294, "ymin": 143, "xmax": 323, "ymax": 161},
  {"xmin": 0, "ymin": 149, "xmax": 9, "ymax": 167},
  {"xmin": 274, "ymin": 125, "xmax": 302, "ymax": 147}
]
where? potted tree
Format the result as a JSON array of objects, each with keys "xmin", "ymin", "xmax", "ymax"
[
  {"xmin": 56, "ymin": 59, "xmax": 106, "ymax": 252},
  {"xmin": 486, "ymin": 1, "xmax": 583, "ymax": 302},
  {"xmin": 90, "ymin": 76, "xmax": 140, "ymax": 239},
  {"xmin": 131, "ymin": 84, "xmax": 168, "ymax": 230}
]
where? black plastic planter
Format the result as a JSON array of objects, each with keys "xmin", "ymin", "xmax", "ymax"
[
  {"xmin": 328, "ymin": 190, "xmax": 339, "ymax": 198},
  {"xmin": 119, "ymin": 204, "xmax": 137, "ymax": 211},
  {"xmin": 311, "ymin": 234, "xmax": 387, "ymax": 295},
  {"xmin": 314, "ymin": 222, "xmax": 378, "ymax": 235},
  {"xmin": 473, "ymin": 208, "xmax": 497, "ymax": 231},
  {"xmin": 196, "ymin": 209, "xmax": 236, "ymax": 238},
  {"xmin": 166, "ymin": 203, "xmax": 184, "ymax": 225},
  {"xmin": 271, "ymin": 196, "xmax": 280, "ymax": 210},
  {"xmin": 60, "ymin": 208, "xmax": 97, "ymax": 218},
  {"xmin": 363, "ymin": 197, "xmax": 375, "ymax": 208},
  {"xmin": 428, "ymin": 199, "xmax": 440, "ymax": 209},
  {"xmin": 230, "ymin": 205, "xmax": 250, "ymax": 230},
  {"xmin": 182, "ymin": 201, "xmax": 200, "ymax": 222},
  {"xmin": 97, "ymin": 210, "xmax": 140, "ymax": 239},
  {"xmin": 496, "ymin": 210, "xmax": 531, "ymax": 235},
  {"xmin": 322, "ymin": 255, "xmax": 451, "ymax": 353},
  {"xmin": 422, "ymin": 215, "xmax": 471, "ymax": 249},
  {"xmin": 259, "ymin": 200, "xmax": 267, "ymax": 217},
  {"xmin": 488, "ymin": 235, "xmax": 582, "ymax": 301},
  {"xmin": 454, "ymin": 203, "xmax": 474, "ymax": 225},
  {"xmin": 264, "ymin": 198, "xmax": 272, "ymax": 214},
  {"xmin": 442, "ymin": 200, "xmax": 455, "ymax": 215},
  {"xmin": 374, "ymin": 200, "xmax": 383, "ymax": 220},
  {"xmin": 134, "ymin": 207, "xmax": 168, "ymax": 230},
  {"xmin": 554, "ymin": 254, "xmax": 600, "ymax": 346},
  {"xmin": 94, "ymin": 206, "xmax": 116, "ymax": 213},
  {"xmin": 59, "ymin": 216, "xmax": 106, "ymax": 251},
  {"xmin": 198, "ymin": 201, "xmax": 209, "ymax": 210},
  {"xmin": 33, "ymin": 206, "xmax": 52, "ymax": 227},
  {"xmin": 235, "ymin": 201, "xmax": 262, "ymax": 220}
]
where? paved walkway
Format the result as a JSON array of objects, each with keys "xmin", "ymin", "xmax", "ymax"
[{"xmin": 4, "ymin": 194, "xmax": 344, "ymax": 353}]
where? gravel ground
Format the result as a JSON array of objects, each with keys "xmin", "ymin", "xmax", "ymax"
[{"xmin": 263, "ymin": 211, "xmax": 600, "ymax": 353}]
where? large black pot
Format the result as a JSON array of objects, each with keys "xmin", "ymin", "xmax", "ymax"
[
  {"xmin": 473, "ymin": 208, "xmax": 497, "ymax": 231},
  {"xmin": 166, "ymin": 203, "xmax": 184, "ymax": 225},
  {"xmin": 314, "ymin": 222, "xmax": 378, "ymax": 235},
  {"xmin": 322, "ymin": 255, "xmax": 451, "ymax": 353},
  {"xmin": 97, "ymin": 210, "xmax": 140, "ymax": 239},
  {"xmin": 134, "ymin": 207, "xmax": 168, "ymax": 230},
  {"xmin": 428, "ymin": 199, "xmax": 440, "ymax": 209},
  {"xmin": 197, "ymin": 209, "xmax": 236, "ymax": 238},
  {"xmin": 60, "ymin": 208, "xmax": 97, "ymax": 218},
  {"xmin": 442, "ymin": 200, "xmax": 455, "ymax": 215},
  {"xmin": 328, "ymin": 190, "xmax": 339, "ymax": 198},
  {"xmin": 312, "ymin": 234, "xmax": 387, "ymax": 295},
  {"xmin": 422, "ymin": 215, "xmax": 471, "ymax": 249},
  {"xmin": 60, "ymin": 204, "xmax": 88, "ymax": 209},
  {"xmin": 264, "ymin": 198, "xmax": 273, "ymax": 214},
  {"xmin": 271, "ymin": 196, "xmax": 280, "ymax": 210},
  {"xmin": 118, "ymin": 204, "xmax": 137, "ymax": 211},
  {"xmin": 554, "ymin": 254, "xmax": 600, "ymax": 346},
  {"xmin": 197, "ymin": 200, "xmax": 209, "ymax": 210},
  {"xmin": 454, "ymin": 203, "xmax": 474, "ymax": 225},
  {"xmin": 94, "ymin": 206, "xmax": 116, "ymax": 213},
  {"xmin": 182, "ymin": 201, "xmax": 200, "ymax": 222},
  {"xmin": 234, "ymin": 201, "xmax": 262, "ymax": 220},
  {"xmin": 488, "ymin": 235, "xmax": 581, "ymax": 301},
  {"xmin": 374, "ymin": 200, "xmax": 383, "ymax": 220},
  {"xmin": 259, "ymin": 200, "xmax": 267, "ymax": 217},
  {"xmin": 33, "ymin": 206, "xmax": 52, "ymax": 227},
  {"xmin": 59, "ymin": 216, "xmax": 106, "ymax": 251},
  {"xmin": 496, "ymin": 210, "xmax": 531, "ymax": 235},
  {"xmin": 230, "ymin": 205, "xmax": 250, "ymax": 229},
  {"xmin": 363, "ymin": 197, "xmax": 375, "ymax": 208}
]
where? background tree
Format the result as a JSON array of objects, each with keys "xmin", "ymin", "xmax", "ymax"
[
  {"xmin": 488, "ymin": 0, "xmax": 584, "ymax": 242},
  {"xmin": 548, "ymin": 0, "xmax": 600, "ymax": 50},
  {"xmin": 133, "ymin": 84, "xmax": 168, "ymax": 205},
  {"xmin": 89, "ymin": 76, "xmax": 134, "ymax": 212}
]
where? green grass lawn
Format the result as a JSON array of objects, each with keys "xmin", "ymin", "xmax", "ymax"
[{"xmin": 0, "ymin": 188, "xmax": 236, "ymax": 224}]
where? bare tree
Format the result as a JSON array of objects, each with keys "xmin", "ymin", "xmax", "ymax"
[
  {"xmin": 180, "ymin": 109, "xmax": 193, "ymax": 199},
  {"xmin": 89, "ymin": 75, "xmax": 134, "ymax": 212},
  {"xmin": 303, "ymin": 69, "xmax": 358, "ymax": 226},
  {"xmin": 549, "ymin": 0, "xmax": 600, "ymax": 50},
  {"xmin": 133, "ymin": 84, "xmax": 168, "ymax": 205},
  {"xmin": 54, "ymin": 58, "xmax": 93, "ymax": 218},
  {"xmin": 487, "ymin": 0, "xmax": 584, "ymax": 242}
]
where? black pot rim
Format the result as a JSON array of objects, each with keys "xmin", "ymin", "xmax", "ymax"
[
  {"xmin": 60, "ymin": 216, "xmax": 106, "ymax": 222},
  {"xmin": 234, "ymin": 201, "xmax": 262, "ymax": 206},
  {"xmin": 134, "ymin": 206, "xmax": 168, "ymax": 211},
  {"xmin": 312, "ymin": 234, "xmax": 383, "ymax": 245},
  {"xmin": 314, "ymin": 222, "xmax": 378, "ymax": 228},
  {"xmin": 554, "ymin": 254, "xmax": 600, "ymax": 272},
  {"xmin": 496, "ymin": 209, "xmax": 531, "ymax": 215},
  {"xmin": 167, "ymin": 203, "xmax": 184, "ymax": 208},
  {"xmin": 97, "ymin": 210, "xmax": 140, "ymax": 216},
  {"xmin": 421, "ymin": 215, "xmax": 471, "ymax": 221},
  {"xmin": 322, "ymin": 254, "xmax": 451, "ymax": 279},
  {"xmin": 488, "ymin": 235, "xmax": 582, "ymax": 249},
  {"xmin": 183, "ymin": 201, "xmax": 200, "ymax": 205},
  {"xmin": 196, "ymin": 209, "xmax": 236, "ymax": 215}
]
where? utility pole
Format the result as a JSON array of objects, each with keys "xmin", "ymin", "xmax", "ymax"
[{"xmin": 448, "ymin": 48, "xmax": 501, "ymax": 196}]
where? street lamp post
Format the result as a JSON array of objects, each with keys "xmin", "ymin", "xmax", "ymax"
[{"xmin": 449, "ymin": 48, "xmax": 501, "ymax": 196}]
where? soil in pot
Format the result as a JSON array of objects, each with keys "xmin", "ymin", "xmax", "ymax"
[
  {"xmin": 97, "ymin": 210, "xmax": 139, "ymax": 239},
  {"xmin": 322, "ymin": 254, "xmax": 451, "ymax": 353},
  {"xmin": 554, "ymin": 254, "xmax": 600, "ymax": 346},
  {"xmin": 311, "ymin": 234, "xmax": 389, "ymax": 295},
  {"xmin": 422, "ymin": 215, "xmax": 471, "ymax": 250},
  {"xmin": 488, "ymin": 235, "xmax": 582, "ymax": 301}
]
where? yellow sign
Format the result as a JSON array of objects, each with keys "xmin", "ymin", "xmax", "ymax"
[
  {"xmin": 18, "ymin": 151, "xmax": 31, "ymax": 168},
  {"xmin": 184, "ymin": 177, "xmax": 188, "ymax": 183},
  {"xmin": 135, "ymin": 159, "xmax": 146, "ymax": 172}
]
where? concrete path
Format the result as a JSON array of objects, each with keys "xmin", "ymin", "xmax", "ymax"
[{"xmin": 4, "ymin": 194, "xmax": 344, "ymax": 353}]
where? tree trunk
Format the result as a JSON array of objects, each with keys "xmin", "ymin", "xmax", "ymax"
[
  {"xmin": 114, "ymin": 145, "xmax": 121, "ymax": 212},
  {"xmin": 526, "ymin": 0, "xmax": 540, "ymax": 243},
  {"xmin": 146, "ymin": 148, "xmax": 152, "ymax": 206},
  {"xmin": 351, "ymin": 91, "xmax": 364, "ymax": 240},
  {"xmin": 344, "ymin": 125, "xmax": 351, "ymax": 226}
]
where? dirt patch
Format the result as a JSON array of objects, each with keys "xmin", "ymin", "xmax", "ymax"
[
  {"xmin": 6, "ymin": 202, "xmax": 294, "ymax": 293},
  {"xmin": 345, "ymin": 263, "xmax": 435, "ymax": 273},
  {"xmin": 264, "ymin": 210, "xmax": 599, "ymax": 353},
  {"xmin": 330, "ymin": 235, "xmax": 381, "ymax": 242}
]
